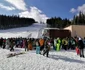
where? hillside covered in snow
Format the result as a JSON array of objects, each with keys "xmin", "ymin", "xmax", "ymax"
[{"xmin": 0, "ymin": 23, "xmax": 46, "ymax": 38}]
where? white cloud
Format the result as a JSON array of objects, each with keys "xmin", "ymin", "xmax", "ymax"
[
  {"xmin": 70, "ymin": 8, "xmax": 76, "ymax": 13},
  {"xmin": 4, "ymin": 0, "xmax": 48, "ymax": 23},
  {"xmin": 70, "ymin": 4, "xmax": 85, "ymax": 14},
  {"xmin": 76, "ymin": 13, "xmax": 79, "ymax": 16},
  {"xmin": 19, "ymin": 6, "xmax": 48, "ymax": 23},
  {"xmin": 0, "ymin": 3, "xmax": 15, "ymax": 10},
  {"xmin": 77, "ymin": 4, "xmax": 85, "ymax": 13},
  {"xmin": 69, "ymin": 18, "xmax": 73, "ymax": 21},
  {"xmin": 5, "ymin": 0, "xmax": 27, "ymax": 11}
]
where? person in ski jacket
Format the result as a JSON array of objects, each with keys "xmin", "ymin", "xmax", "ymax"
[
  {"xmin": 28, "ymin": 39, "xmax": 33, "ymax": 50},
  {"xmin": 83, "ymin": 37, "xmax": 85, "ymax": 47},
  {"xmin": 54, "ymin": 38, "xmax": 57, "ymax": 50},
  {"xmin": 43, "ymin": 39, "xmax": 50, "ymax": 57},
  {"xmin": 6, "ymin": 39, "xmax": 10, "ymax": 49},
  {"xmin": 56, "ymin": 38, "xmax": 61, "ymax": 51},
  {"xmin": 78, "ymin": 37, "xmax": 84, "ymax": 57},
  {"xmin": 10, "ymin": 39, "xmax": 14, "ymax": 51},
  {"xmin": 0, "ymin": 38, "xmax": 3, "ymax": 48},
  {"xmin": 39, "ymin": 38, "xmax": 44, "ymax": 51},
  {"xmin": 36, "ymin": 40, "xmax": 40, "ymax": 54},
  {"xmin": 25, "ymin": 39, "xmax": 28, "ymax": 51},
  {"xmin": 3, "ymin": 39, "xmax": 6, "ymax": 49},
  {"xmin": 62, "ymin": 38, "xmax": 68, "ymax": 50}
]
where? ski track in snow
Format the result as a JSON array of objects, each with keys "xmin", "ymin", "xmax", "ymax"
[{"xmin": 0, "ymin": 48, "xmax": 85, "ymax": 70}]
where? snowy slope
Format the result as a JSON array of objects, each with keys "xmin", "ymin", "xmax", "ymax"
[
  {"xmin": 0, "ymin": 23, "xmax": 46, "ymax": 38},
  {"xmin": 0, "ymin": 48, "xmax": 85, "ymax": 70}
]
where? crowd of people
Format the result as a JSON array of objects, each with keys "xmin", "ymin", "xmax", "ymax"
[{"xmin": 0, "ymin": 36, "xmax": 85, "ymax": 57}]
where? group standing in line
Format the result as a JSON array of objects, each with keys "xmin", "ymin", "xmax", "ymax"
[{"xmin": 0, "ymin": 36, "xmax": 85, "ymax": 57}]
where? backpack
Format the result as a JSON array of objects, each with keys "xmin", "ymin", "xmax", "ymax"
[
  {"xmin": 72, "ymin": 40, "xmax": 75, "ymax": 45},
  {"xmin": 64, "ymin": 40, "xmax": 68, "ymax": 45}
]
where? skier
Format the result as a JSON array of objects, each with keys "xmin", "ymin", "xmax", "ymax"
[
  {"xmin": 43, "ymin": 38, "xmax": 50, "ymax": 57},
  {"xmin": 10, "ymin": 39, "xmax": 14, "ymax": 51},
  {"xmin": 74, "ymin": 37, "xmax": 80, "ymax": 55},
  {"xmin": 3, "ymin": 39, "xmax": 6, "ymax": 49},
  {"xmin": 56, "ymin": 37, "xmax": 61, "ymax": 51},
  {"xmin": 0, "ymin": 37, "xmax": 3, "ymax": 48},
  {"xmin": 6, "ymin": 39, "xmax": 10, "ymax": 49},
  {"xmin": 62, "ymin": 38, "xmax": 68, "ymax": 50},
  {"xmin": 54, "ymin": 38, "xmax": 57, "ymax": 50},
  {"xmin": 25, "ymin": 39, "xmax": 28, "ymax": 51},
  {"xmin": 28, "ymin": 39, "xmax": 33, "ymax": 50},
  {"xmin": 36, "ymin": 40, "xmax": 40, "ymax": 54},
  {"xmin": 78, "ymin": 37, "xmax": 84, "ymax": 57},
  {"xmin": 83, "ymin": 37, "xmax": 85, "ymax": 47},
  {"xmin": 39, "ymin": 38, "xmax": 44, "ymax": 54}
]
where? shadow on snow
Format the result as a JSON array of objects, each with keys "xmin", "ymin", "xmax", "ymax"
[{"xmin": 49, "ymin": 54, "xmax": 85, "ymax": 64}]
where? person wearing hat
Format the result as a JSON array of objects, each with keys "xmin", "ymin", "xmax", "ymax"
[{"xmin": 78, "ymin": 37, "xmax": 84, "ymax": 57}]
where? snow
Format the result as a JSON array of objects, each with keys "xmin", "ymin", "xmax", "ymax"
[
  {"xmin": 0, "ymin": 23, "xmax": 85, "ymax": 70},
  {"xmin": 0, "ymin": 48, "xmax": 85, "ymax": 70},
  {"xmin": 0, "ymin": 23, "xmax": 46, "ymax": 38}
]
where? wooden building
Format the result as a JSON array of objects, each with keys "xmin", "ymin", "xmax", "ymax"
[{"xmin": 43, "ymin": 28, "xmax": 71, "ymax": 39}]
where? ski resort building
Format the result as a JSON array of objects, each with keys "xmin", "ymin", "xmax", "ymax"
[
  {"xmin": 64, "ymin": 25, "xmax": 85, "ymax": 38},
  {"xmin": 43, "ymin": 28, "xmax": 71, "ymax": 39}
]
